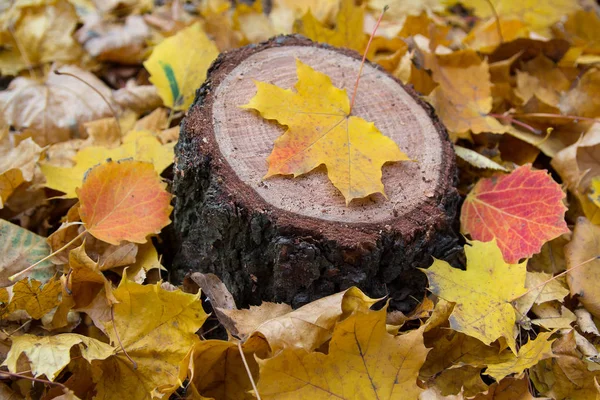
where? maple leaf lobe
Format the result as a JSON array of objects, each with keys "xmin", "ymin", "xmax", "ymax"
[{"xmin": 242, "ymin": 58, "xmax": 410, "ymax": 204}]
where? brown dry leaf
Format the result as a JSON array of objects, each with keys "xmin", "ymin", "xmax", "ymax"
[
  {"xmin": 220, "ymin": 287, "xmax": 378, "ymax": 354},
  {"xmin": 471, "ymin": 373, "xmax": 543, "ymax": 399},
  {"xmin": 559, "ymin": 68, "xmax": 600, "ymax": 118},
  {"xmin": 552, "ymin": 123, "xmax": 600, "ymax": 223},
  {"xmin": 76, "ymin": 15, "xmax": 150, "ymax": 64},
  {"xmin": 9, "ymin": 278, "xmax": 62, "ymax": 320},
  {"xmin": 429, "ymin": 365, "xmax": 488, "ymax": 397},
  {"xmin": 515, "ymin": 56, "xmax": 571, "ymax": 109},
  {"xmin": 528, "ymin": 235, "xmax": 569, "ymax": 274},
  {"xmin": 113, "ymin": 82, "xmax": 162, "ymax": 115},
  {"xmin": 530, "ymin": 302, "xmax": 576, "ymax": 330},
  {"xmin": 0, "ymin": 138, "xmax": 43, "ymax": 208},
  {"xmin": 0, "ymin": 0, "xmax": 83, "ymax": 75},
  {"xmin": 67, "ymin": 243, "xmax": 117, "ymax": 309},
  {"xmin": 257, "ymin": 309, "xmax": 429, "ymax": 399},
  {"xmin": 181, "ymin": 339, "xmax": 263, "ymax": 400},
  {"xmin": 426, "ymin": 58, "xmax": 510, "ymax": 138},
  {"xmin": 514, "ymin": 271, "xmax": 569, "ymax": 319},
  {"xmin": 531, "ymin": 330, "xmax": 600, "ymax": 399},
  {"xmin": 566, "ymin": 217, "xmax": 600, "ymax": 318},
  {"xmin": 0, "ymin": 65, "xmax": 118, "ymax": 145}
]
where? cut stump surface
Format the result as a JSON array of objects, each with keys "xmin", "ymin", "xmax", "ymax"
[{"xmin": 173, "ymin": 36, "xmax": 461, "ymax": 311}]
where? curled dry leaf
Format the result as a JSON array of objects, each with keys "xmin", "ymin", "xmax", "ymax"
[
  {"xmin": 0, "ymin": 65, "xmax": 118, "ymax": 146},
  {"xmin": 76, "ymin": 15, "xmax": 150, "ymax": 64},
  {"xmin": 461, "ymin": 164, "xmax": 569, "ymax": 263},
  {"xmin": 219, "ymin": 286, "xmax": 378, "ymax": 354},
  {"xmin": 2, "ymin": 333, "xmax": 114, "ymax": 381},
  {"xmin": 565, "ymin": 217, "xmax": 600, "ymax": 319},
  {"xmin": 113, "ymin": 82, "xmax": 163, "ymax": 114},
  {"xmin": 77, "ymin": 159, "xmax": 173, "ymax": 245}
]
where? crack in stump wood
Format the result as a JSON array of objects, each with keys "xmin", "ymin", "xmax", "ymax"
[{"xmin": 172, "ymin": 35, "xmax": 462, "ymax": 311}]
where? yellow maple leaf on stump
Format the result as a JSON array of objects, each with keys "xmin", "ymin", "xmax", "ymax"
[
  {"xmin": 242, "ymin": 59, "xmax": 410, "ymax": 204},
  {"xmin": 423, "ymin": 240, "xmax": 528, "ymax": 353},
  {"xmin": 257, "ymin": 308, "xmax": 429, "ymax": 399}
]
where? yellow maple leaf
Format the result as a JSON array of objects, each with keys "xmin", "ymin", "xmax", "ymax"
[
  {"xmin": 41, "ymin": 129, "xmax": 174, "ymax": 199},
  {"xmin": 242, "ymin": 59, "xmax": 410, "ymax": 204},
  {"xmin": 2, "ymin": 333, "xmax": 114, "ymax": 381},
  {"xmin": 92, "ymin": 276, "xmax": 208, "ymax": 399},
  {"xmin": 257, "ymin": 309, "xmax": 429, "ymax": 399},
  {"xmin": 9, "ymin": 277, "xmax": 62, "ymax": 319},
  {"xmin": 423, "ymin": 240, "xmax": 528, "ymax": 353},
  {"xmin": 144, "ymin": 22, "xmax": 219, "ymax": 110},
  {"xmin": 294, "ymin": 0, "xmax": 366, "ymax": 53},
  {"xmin": 485, "ymin": 331, "xmax": 555, "ymax": 381}
]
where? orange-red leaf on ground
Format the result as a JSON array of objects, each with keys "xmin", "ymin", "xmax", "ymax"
[
  {"xmin": 461, "ymin": 164, "xmax": 568, "ymax": 263},
  {"xmin": 77, "ymin": 160, "xmax": 172, "ymax": 245}
]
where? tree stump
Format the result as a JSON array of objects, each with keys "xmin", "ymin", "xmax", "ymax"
[{"xmin": 173, "ymin": 35, "xmax": 461, "ymax": 311}]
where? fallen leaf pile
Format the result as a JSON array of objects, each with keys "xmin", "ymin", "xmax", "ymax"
[{"xmin": 1, "ymin": 0, "xmax": 600, "ymax": 399}]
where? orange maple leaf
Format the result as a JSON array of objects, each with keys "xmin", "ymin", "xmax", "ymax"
[
  {"xmin": 242, "ymin": 59, "xmax": 410, "ymax": 204},
  {"xmin": 461, "ymin": 164, "xmax": 569, "ymax": 263},
  {"xmin": 77, "ymin": 159, "xmax": 173, "ymax": 245}
]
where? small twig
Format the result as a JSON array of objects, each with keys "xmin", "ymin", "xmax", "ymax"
[
  {"xmin": 54, "ymin": 69, "xmax": 122, "ymax": 137},
  {"xmin": 512, "ymin": 256, "xmax": 599, "ymax": 302},
  {"xmin": 488, "ymin": 113, "xmax": 542, "ymax": 134},
  {"xmin": 512, "ymin": 112, "xmax": 598, "ymax": 123},
  {"xmin": 8, "ymin": 25, "xmax": 37, "ymax": 80},
  {"xmin": 238, "ymin": 341, "xmax": 261, "ymax": 400},
  {"xmin": 349, "ymin": 5, "xmax": 388, "ymax": 115},
  {"xmin": 9, "ymin": 230, "xmax": 87, "ymax": 282},
  {"xmin": 483, "ymin": 0, "xmax": 504, "ymax": 44},
  {"xmin": 111, "ymin": 306, "xmax": 137, "ymax": 370},
  {"xmin": 0, "ymin": 370, "xmax": 68, "ymax": 391}
]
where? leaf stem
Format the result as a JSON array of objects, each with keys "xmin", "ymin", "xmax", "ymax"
[
  {"xmin": 54, "ymin": 69, "xmax": 122, "ymax": 138},
  {"xmin": 0, "ymin": 370, "xmax": 68, "ymax": 391},
  {"xmin": 483, "ymin": 0, "xmax": 504, "ymax": 44},
  {"xmin": 512, "ymin": 255, "xmax": 599, "ymax": 302},
  {"xmin": 488, "ymin": 113, "xmax": 542, "ymax": 134},
  {"xmin": 512, "ymin": 112, "xmax": 598, "ymax": 123},
  {"xmin": 349, "ymin": 5, "xmax": 388, "ymax": 115},
  {"xmin": 111, "ymin": 306, "xmax": 138, "ymax": 370},
  {"xmin": 9, "ymin": 230, "xmax": 87, "ymax": 282},
  {"xmin": 238, "ymin": 341, "xmax": 261, "ymax": 400}
]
